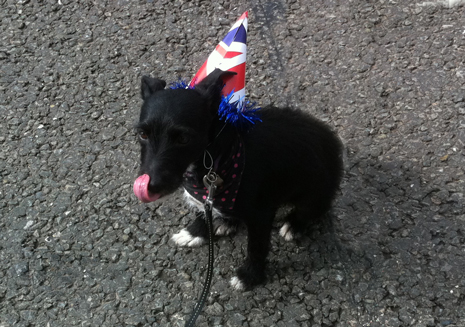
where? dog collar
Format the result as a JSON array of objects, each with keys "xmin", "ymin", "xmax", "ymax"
[{"xmin": 182, "ymin": 136, "xmax": 245, "ymax": 213}]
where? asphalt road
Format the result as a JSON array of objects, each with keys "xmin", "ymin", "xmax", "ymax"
[{"xmin": 1, "ymin": 0, "xmax": 465, "ymax": 326}]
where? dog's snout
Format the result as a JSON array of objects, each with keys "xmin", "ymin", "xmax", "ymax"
[
  {"xmin": 146, "ymin": 171, "xmax": 179, "ymax": 195},
  {"xmin": 147, "ymin": 175, "xmax": 164, "ymax": 193}
]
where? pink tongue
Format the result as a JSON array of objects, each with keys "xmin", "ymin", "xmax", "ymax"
[{"xmin": 133, "ymin": 174, "xmax": 161, "ymax": 203}]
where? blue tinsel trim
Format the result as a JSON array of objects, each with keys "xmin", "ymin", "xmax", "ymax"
[
  {"xmin": 170, "ymin": 80, "xmax": 261, "ymax": 130},
  {"xmin": 218, "ymin": 90, "xmax": 262, "ymax": 131},
  {"xmin": 169, "ymin": 79, "xmax": 193, "ymax": 90}
]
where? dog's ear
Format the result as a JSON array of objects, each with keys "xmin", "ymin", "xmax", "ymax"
[
  {"xmin": 195, "ymin": 69, "xmax": 237, "ymax": 109},
  {"xmin": 141, "ymin": 76, "xmax": 166, "ymax": 100}
]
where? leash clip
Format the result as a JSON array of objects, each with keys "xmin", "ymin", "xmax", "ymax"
[{"xmin": 203, "ymin": 172, "xmax": 223, "ymax": 205}]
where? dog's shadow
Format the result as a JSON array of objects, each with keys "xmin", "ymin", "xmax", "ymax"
[{"xmin": 259, "ymin": 150, "xmax": 439, "ymax": 295}]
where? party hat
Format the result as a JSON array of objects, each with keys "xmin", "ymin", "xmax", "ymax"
[
  {"xmin": 170, "ymin": 11, "xmax": 260, "ymax": 129},
  {"xmin": 190, "ymin": 11, "xmax": 249, "ymax": 105}
]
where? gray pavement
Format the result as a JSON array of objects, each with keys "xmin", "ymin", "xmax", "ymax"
[{"xmin": 1, "ymin": 0, "xmax": 465, "ymax": 326}]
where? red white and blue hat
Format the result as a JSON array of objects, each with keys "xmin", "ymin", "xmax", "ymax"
[
  {"xmin": 190, "ymin": 11, "xmax": 248, "ymax": 104},
  {"xmin": 171, "ymin": 11, "xmax": 260, "ymax": 129}
]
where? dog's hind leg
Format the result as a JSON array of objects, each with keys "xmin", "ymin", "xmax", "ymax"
[
  {"xmin": 279, "ymin": 208, "xmax": 306, "ymax": 242},
  {"xmin": 171, "ymin": 212, "xmax": 207, "ymax": 247},
  {"xmin": 280, "ymin": 202, "xmax": 329, "ymax": 241}
]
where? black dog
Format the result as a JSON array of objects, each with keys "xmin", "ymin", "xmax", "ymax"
[{"xmin": 134, "ymin": 69, "xmax": 343, "ymax": 290}]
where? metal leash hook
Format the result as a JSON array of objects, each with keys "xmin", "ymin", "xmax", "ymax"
[
  {"xmin": 203, "ymin": 171, "xmax": 223, "ymax": 201},
  {"xmin": 184, "ymin": 173, "xmax": 222, "ymax": 327}
]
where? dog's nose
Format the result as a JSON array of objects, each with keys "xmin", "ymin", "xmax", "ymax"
[
  {"xmin": 147, "ymin": 174, "xmax": 167, "ymax": 194},
  {"xmin": 147, "ymin": 177, "xmax": 161, "ymax": 193}
]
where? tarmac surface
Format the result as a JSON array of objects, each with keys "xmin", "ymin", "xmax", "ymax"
[{"xmin": 1, "ymin": 0, "xmax": 465, "ymax": 326}]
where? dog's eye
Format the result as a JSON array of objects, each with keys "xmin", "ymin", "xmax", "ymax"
[
  {"xmin": 177, "ymin": 134, "xmax": 190, "ymax": 145},
  {"xmin": 139, "ymin": 131, "xmax": 149, "ymax": 140}
]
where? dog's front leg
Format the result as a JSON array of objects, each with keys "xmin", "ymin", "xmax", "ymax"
[
  {"xmin": 171, "ymin": 212, "xmax": 208, "ymax": 247},
  {"xmin": 230, "ymin": 211, "xmax": 273, "ymax": 290}
]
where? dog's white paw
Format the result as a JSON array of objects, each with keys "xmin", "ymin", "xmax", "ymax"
[
  {"xmin": 229, "ymin": 276, "xmax": 245, "ymax": 291},
  {"xmin": 171, "ymin": 229, "xmax": 206, "ymax": 247},
  {"xmin": 279, "ymin": 223, "xmax": 294, "ymax": 241},
  {"xmin": 213, "ymin": 219, "xmax": 236, "ymax": 236}
]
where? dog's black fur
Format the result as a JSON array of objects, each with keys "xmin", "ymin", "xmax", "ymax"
[{"xmin": 136, "ymin": 69, "xmax": 343, "ymax": 290}]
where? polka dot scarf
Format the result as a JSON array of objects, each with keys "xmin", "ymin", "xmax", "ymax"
[{"xmin": 183, "ymin": 137, "xmax": 245, "ymax": 214}]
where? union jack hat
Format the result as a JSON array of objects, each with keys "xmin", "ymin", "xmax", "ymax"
[
  {"xmin": 190, "ymin": 11, "xmax": 249, "ymax": 104},
  {"xmin": 170, "ymin": 11, "xmax": 260, "ymax": 129}
]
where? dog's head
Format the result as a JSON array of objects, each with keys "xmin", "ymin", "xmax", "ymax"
[{"xmin": 133, "ymin": 69, "xmax": 235, "ymax": 203}]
